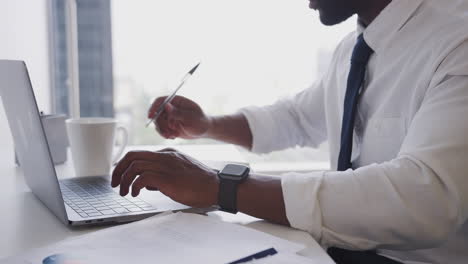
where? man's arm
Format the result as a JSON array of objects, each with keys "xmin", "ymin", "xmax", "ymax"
[
  {"xmin": 237, "ymin": 173, "xmax": 290, "ymax": 226},
  {"xmin": 205, "ymin": 114, "xmax": 253, "ymax": 150},
  {"xmin": 149, "ymin": 78, "xmax": 328, "ymax": 155}
]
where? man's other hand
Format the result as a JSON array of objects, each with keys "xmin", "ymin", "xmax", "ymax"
[
  {"xmin": 148, "ymin": 96, "xmax": 212, "ymax": 140},
  {"xmin": 111, "ymin": 148, "xmax": 219, "ymax": 208}
]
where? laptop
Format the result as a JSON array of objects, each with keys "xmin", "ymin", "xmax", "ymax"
[{"xmin": 0, "ymin": 60, "xmax": 210, "ymax": 226}]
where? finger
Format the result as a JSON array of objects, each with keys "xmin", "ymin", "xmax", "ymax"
[
  {"xmin": 154, "ymin": 120, "xmax": 163, "ymax": 135},
  {"xmin": 146, "ymin": 186, "xmax": 159, "ymax": 191},
  {"xmin": 154, "ymin": 116, "xmax": 177, "ymax": 139},
  {"xmin": 155, "ymin": 112, "xmax": 171, "ymax": 138},
  {"xmin": 169, "ymin": 95, "xmax": 193, "ymax": 108},
  {"xmin": 157, "ymin": 149, "xmax": 186, "ymax": 159},
  {"xmin": 157, "ymin": 147, "xmax": 178, "ymax": 152},
  {"xmin": 168, "ymin": 118, "xmax": 177, "ymax": 130},
  {"xmin": 165, "ymin": 114, "xmax": 183, "ymax": 139},
  {"xmin": 161, "ymin": 119, "xmax": 180, "ymax": 139},
  {"xmin": 175, "ymin": 121, "xmax": 185, "ymax": 134},
  {"xmin": 119, "ymin": 160, "xmax": 161, "ymax": 196},
  {"xmin": 175, "ymin": 122, "xmax": 190, "ymax": 138},
  {"xmin": 148, "ymin": 96, "xmax": 168, "ymax": 119},
  {"xmin": 111, "ymin": 151, "xmax": 158, "ymax": 187},
  {"xmin": 166, "ymin": 103, "xmax": 188, "ymax": 123},
  {"xmin": 131, "ymin": 173, "xmax": 157, "ymax": 197},
  {"xmin": 164, "ymin": 103, "xmax": 184, "ymax": 120},
  {"xmin": 164, "ymin": 103, "xmax": 174, "ymax": 115},
  {"xmin": 155, "ymin": 126, "xmax": 176, "ymax": 139},
  {"xmin": 163, "ymin": 122, "xmax": 181, "ymax": 139},
  {"xmin": 168, "ymin": 113, "xmax": 183, "ymax": 130},
  {"xmin": 167, "ymin": 127, "xmax": 180, "ymax": 139}
]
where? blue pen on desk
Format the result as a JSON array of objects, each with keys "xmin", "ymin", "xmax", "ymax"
[
  {"xmin": 43, "ymin": 253, "xmax": 85, "ymax": 264},
  {"xmin": 145, "ymin": 62, "xmax": 201, "ymax": 128}
]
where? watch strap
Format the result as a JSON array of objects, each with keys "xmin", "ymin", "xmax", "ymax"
[{"xmin": 218, "ymin": 178, "xmax": 239, "ymax": 214}]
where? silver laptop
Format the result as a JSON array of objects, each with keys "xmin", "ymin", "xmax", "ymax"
[{"xmin": 0, "ymin": 60, "xmax": 197, "ymax": 226}]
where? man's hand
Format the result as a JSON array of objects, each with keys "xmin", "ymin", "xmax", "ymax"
[
  {"xmin": 148, "ymin": 95, "xmax": 253, "ymax": 149},
  {"xmin": 148, "ymin": 96, "xmax": 212, "ymax": 140},
  {"xmin": 111, "ymin": 148, "xmax": 219, "ymax": 208},
  {"xmin": 111, "ymin": 148, "xmax": 289, "ymax": 226}
]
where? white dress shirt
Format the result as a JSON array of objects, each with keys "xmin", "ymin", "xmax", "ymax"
[{"xmin": 240, "ymin": 0, "xmax": 468, "ymax": 263}]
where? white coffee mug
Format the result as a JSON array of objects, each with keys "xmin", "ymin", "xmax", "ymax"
[{"xmin": 66, "ymin": 118, "xmax": 128, "ymax": 177}]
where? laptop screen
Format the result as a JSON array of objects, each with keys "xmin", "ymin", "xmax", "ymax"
[{"xmin": 0, "ymin": 60, "xmax": 68, "ymax": 224}]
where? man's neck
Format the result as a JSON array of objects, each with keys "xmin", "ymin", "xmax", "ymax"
[{"xmin": 356, "ymin": 0, "xmax": 392, "ymax": 26}]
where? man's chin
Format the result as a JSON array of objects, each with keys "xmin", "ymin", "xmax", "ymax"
[{"xmin": 318, "ymin": 11, "xmax": 352, "ymax": 26}]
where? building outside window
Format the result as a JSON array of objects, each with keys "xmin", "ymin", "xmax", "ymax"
[{"xmin": 49, "ymin": 0, "xmax": 113, "ymax": 118}]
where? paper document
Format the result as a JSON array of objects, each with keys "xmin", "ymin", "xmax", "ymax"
[{"xmin": 2, "ymin": 212, "xmax": 304, "ymax": 264}]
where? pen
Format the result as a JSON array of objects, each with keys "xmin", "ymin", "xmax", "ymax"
[{"xmin": 145, "ymin": 62, "xmax": 201, "ymax": 127}]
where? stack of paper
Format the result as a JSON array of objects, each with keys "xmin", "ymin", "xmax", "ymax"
[{"xmin": 2, "ymin": 212, "xmax": 305, "ymax": 264}]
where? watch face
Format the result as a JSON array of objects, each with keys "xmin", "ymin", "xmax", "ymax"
[{"xmin": 219, "ymin": 164, "xmax": 249, "ymax": 180}]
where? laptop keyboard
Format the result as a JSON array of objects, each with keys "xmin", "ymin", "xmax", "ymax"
[{"xmin": 60, "ymin": 177, "xmax": 155, "ymax": 218}]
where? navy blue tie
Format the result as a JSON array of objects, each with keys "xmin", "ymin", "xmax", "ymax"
[{"xmin": 337, "ymin": 34, "xmax": 374, "ymax": 171}]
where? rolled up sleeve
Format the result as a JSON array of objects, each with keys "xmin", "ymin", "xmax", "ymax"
[
  {"xmin": 281, "ymin": 171, "xmax": 324, "ymax": 240},
  {"xmin": 239, "ymin": 80, "xmax": 328, "ymax": 154}
]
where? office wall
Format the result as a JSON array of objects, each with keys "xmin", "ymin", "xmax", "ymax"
[{"xmin": 0, "ymin": 0, "xmax": 51, "ymax": 158}]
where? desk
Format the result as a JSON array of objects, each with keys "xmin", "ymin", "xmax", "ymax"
[{"xmin": 0, "ymin": 144, "xmax": 333, "ymax": 263}]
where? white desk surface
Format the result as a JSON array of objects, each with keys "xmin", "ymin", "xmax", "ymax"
[{"xmin": 0, "ymin": 144, "xmax": 333, "ymax": 263}]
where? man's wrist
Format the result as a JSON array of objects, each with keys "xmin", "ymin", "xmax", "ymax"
[
  {"xmin": 203, "ymin": 115, "xmax": 220, "ymax": 139},
  {"xmin": 201, "ymin": 114, "xmax": 253, "ymax": 150}
]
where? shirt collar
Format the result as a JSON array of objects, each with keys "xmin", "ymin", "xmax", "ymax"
[{"xmin": 362, "ymin": 0, "xmax": 424, "ymax": 53}]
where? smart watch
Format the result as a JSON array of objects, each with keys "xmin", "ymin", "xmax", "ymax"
[{"xmin": 217, "ymin": 164, "xmax": 250, "ymax": 214}]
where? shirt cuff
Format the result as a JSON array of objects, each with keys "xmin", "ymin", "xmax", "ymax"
[
  {"xmin": 281, "ymin": 171, "xmax": 325, "ymax": 241},
  {"xmin": 238, "ymin": 106, "xmax": 277, "ymax": 154}
]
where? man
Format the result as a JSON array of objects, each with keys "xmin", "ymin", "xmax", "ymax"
[{"xmin": 112, "ymin": 0, "xmax": 468, "ymax": 263}]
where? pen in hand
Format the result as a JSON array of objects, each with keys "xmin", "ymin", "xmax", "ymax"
[{"xmin": 146, "ymin": 62, "xmax": 201, "ymax": 128}]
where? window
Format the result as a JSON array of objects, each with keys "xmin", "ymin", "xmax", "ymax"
[
  {"xmin": 50, "ymin": 0, "xmax": 356, "ymax": 171},
  {"xmin": 49, "ymin": 0, "xmax": 114, "ymax": 117}
]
